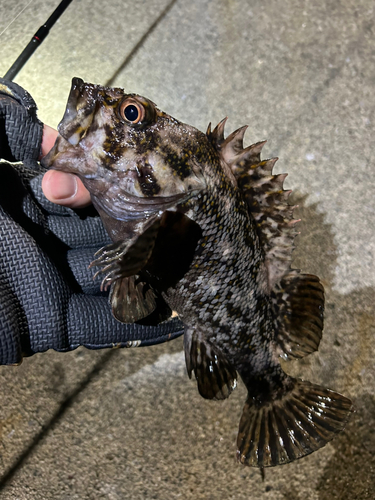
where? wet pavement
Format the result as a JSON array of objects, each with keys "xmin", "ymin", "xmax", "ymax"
[{"xmin": 0, "ymin": 0, "xmax": 374, "ymax": 498}]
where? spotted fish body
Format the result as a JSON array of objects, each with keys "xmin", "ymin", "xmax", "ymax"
[{"xmin": 43, "ymin": 78, "xmax": 353, "ymax": 468}]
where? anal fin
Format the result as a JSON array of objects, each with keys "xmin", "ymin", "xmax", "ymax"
[
  {"xmin": 184, "ymin": 329, "xmax": 237, "ymax": 400},
  {"xmin": 272, "ymin": 273, "xmax": 324, "ymax": 359},
  {"xmin": 237, "ymin": 378, "xmax": 353, "ymax": 467}
]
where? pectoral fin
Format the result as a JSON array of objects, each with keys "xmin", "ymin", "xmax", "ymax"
[
  {"xmin": 89, "ymin": 217, "xmax": 163, "ymax": 323},
  {"xmin": 184, "ymin": 329, "xmax": 237, "ymax": 400},
  {"xmin": 110, "ymin": 274, "xmax": 172, "ymax": 324},
  {"xmin": 110, "ymin": 276, "xmax": 157, "ymax": 323},
  {"xmin": 271, "ymin": 273, "xmax": 324, "ymax": 359},
  {"xmin": 90, "ymin": 217, "xmax": 161, "ymax": 291}
]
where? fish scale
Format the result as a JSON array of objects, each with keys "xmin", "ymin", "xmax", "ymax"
[{"xmin": 42, "ymin": 77, "xmax": 353, "ymax": 469}]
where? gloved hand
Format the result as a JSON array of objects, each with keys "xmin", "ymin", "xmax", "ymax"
[{"xmin": 0, "ymin": 78, "xmax": 183, "ymax": 365}]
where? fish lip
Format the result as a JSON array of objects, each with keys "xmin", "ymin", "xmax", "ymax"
[{"xmin": 57, "ymin": 77, "xmax": 99, "ymax": 145}]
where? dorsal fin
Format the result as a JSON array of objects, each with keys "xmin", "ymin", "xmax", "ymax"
[
  {"xmin": 207, "ymin": 119, "xmax": 299, "ymax": 291},
  {"xmin": 208, "ymin": 119, "xmax": 325, "ymax": 360},
  {"xmin": 207, "ymin": 120, "xmax": 325, "ymax": 360}
]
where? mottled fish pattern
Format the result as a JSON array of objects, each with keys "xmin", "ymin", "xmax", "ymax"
[{"xmin": 42, "ymin": 78, "xmax": 353, "ymax": 468}]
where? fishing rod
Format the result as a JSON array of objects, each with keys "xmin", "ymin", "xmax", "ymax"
[{"xmin": 4, "ymin": 0, "xmax": 73, "ymax": 81}]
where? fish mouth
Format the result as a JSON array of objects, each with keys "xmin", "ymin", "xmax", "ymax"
[{"xmin": 58, "ymin": 77, "xmax": 99, "ymax": 146}]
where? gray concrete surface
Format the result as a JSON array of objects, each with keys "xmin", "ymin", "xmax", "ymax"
[{"xmin": 0, "ymin": 0, "xmax": 374, "ymax": 498}]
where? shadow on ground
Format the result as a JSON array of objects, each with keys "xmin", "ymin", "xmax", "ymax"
[{"xmin": 281, "ymin": 194, "xmax": 375, "ymax": 499}]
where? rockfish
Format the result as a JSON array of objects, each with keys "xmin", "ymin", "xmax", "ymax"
[{"xmin": 42, "ymin": 78, "xmax": 352, "ymax": 467}]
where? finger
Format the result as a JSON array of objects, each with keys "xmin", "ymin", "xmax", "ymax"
[
  {"xmin": 42, "ymin": 170, "xmax": 92, "ymax": 208},
  {"xmin": 40, "ymin": 124, "xmax": 92, "ymax": 208},
  {"xmin": 40, "ymin": 124, "xmax": 58, "ymax": 157}
]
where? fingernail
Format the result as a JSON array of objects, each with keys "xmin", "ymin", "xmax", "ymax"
[{"xmin": 52, "ymin": 173, "xmax": 78, "ymax": 200}]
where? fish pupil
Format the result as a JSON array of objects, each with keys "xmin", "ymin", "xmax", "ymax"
[{"xmin": 124, "ymin": 105, "xmax": 139, "ymax": 122}]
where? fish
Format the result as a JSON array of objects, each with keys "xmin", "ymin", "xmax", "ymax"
[{"xmin": 42, "ymin": 77, "xmax": 353, "ymax": 467}]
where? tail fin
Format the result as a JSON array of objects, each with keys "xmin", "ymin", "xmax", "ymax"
[{"xmin": 236, "ymin": 379, "xmax": 353, "ymax": 467}]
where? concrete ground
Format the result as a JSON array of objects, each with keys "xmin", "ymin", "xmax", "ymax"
[{"xmin": 0, "ymin": 0, "xmax": 374, "ymax": 498}]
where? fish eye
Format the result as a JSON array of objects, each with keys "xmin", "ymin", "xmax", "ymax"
[{"xmin": 119, "ymin": 99, "xmax": 145, "ymax": 124}]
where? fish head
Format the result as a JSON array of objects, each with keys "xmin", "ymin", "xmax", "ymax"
[{"xmin": 42, "ymin": 78, "xmax": 208, "ymax": 236}]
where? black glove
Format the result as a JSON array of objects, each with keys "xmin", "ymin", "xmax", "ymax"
[{"xmin": 0, "ymin": 78, "xmax": 183, "ymax": 365}]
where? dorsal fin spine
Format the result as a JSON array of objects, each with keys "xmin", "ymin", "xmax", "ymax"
[{"xmin": 208, "ymin": 117, "xmax": 228, "ymax": 146}]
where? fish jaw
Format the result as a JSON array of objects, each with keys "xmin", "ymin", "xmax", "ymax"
[
  {"xmin": 41, "ymin": 133, "xmax": 91, "ymax": 175},
  {"xmin": 58, "ymin": 77, "xmax": 100, "ymax": 146}
]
